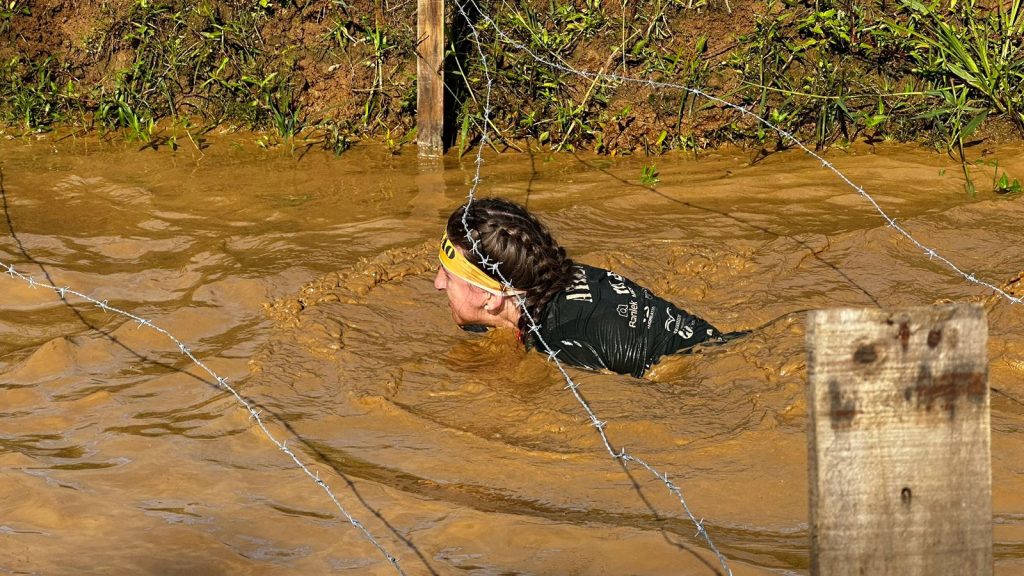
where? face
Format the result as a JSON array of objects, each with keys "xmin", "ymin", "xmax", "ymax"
[{"xmin": 434, "ymin": 264, "xmax": 492, "ymax": 327}]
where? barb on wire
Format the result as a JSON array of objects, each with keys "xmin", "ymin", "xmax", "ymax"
[
  {"xmin": 0, "ymin": 259, "xmax": 405, "ymax": 575},
  {"xmin": 463, "ymin": 0, "xmax": 1022, "ymax": 308},
  {"xmin": 451, "ymin": 2, "xmax": 734, "ymax": 574}
]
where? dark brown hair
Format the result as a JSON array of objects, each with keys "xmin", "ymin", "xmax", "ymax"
[{"xmin": 446, "ymin": 197, "xmax": 576, "ymax": 342}]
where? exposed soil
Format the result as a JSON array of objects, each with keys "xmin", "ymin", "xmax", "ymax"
[
  {"xmin": 3, "ymin": 1, "xmax": 1022, "ymax": 154},
  {"xmin": 0, "ymin": 0, "xmax": 773, "ymax": 150}
]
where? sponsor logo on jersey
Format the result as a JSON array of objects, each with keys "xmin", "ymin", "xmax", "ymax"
[
  {"xmin": 609, "ymin": 281, "xmax": 632, "ymax": 296},
  {"xmin": 606, "ymin": 271, "xmax": 636, "ymax": 298},
  {"xmin": 617, "ymin": 301, "xmax": 640, "ymax": 328},
  {"xmin": 564, "ymin": 267, "xmax": 593, "ymax": 302},
  {"xmin": 664, "ymin": 309, "xmax": 694, "ymax": 339}
]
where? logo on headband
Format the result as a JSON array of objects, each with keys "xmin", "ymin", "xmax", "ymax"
[
  {"xmin": 442, "ymin": 236, "xmax": 456, "ymax": 260},
  {"xmin": 438, "ymin": 232, "xmax": 525, "ymax": 296}
]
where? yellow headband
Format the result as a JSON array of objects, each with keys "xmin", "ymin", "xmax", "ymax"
[{"xmin": 439, "ymin": 232, "xmax": 525, "ymax": 296}]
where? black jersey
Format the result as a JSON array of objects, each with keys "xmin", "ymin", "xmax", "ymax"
[{"xmin": 532, "ymin": 264, "xmax": 727, "ymax": 377}]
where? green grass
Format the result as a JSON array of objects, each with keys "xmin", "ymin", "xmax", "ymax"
[{"xmin": 1, "ymin": 0, "xmax": 1022, "ymax": 163}]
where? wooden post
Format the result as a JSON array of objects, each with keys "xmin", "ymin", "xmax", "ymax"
[
  {"xmin": 806, "ymin": 304, "xmax": 991, "ymax": 576},
  {"xmin": 416, "ymin": 0, "xmax": 444, "ymax": 155}
]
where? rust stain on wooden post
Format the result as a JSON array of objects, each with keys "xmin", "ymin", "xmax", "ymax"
[{"xmin": 807, "ymin": 303, "xmax": 991, "ymax": 576}]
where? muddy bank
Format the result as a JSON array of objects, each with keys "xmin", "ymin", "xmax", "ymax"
[{"xmin": 3, "ymin": 1, "xmax": 1022, "ymax": 157}]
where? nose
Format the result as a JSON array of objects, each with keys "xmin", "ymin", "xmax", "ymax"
[{"xmin": 434, "ymin": 267, "xmax": 446, "ymax": 290}]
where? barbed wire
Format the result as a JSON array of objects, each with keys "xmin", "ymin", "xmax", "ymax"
[
  {"xmin": 464, "ymin": 0, "xmax": 1023, "ymax": 307},
  {"xmin": 4, "ymin": 6, "xmax": 1018, "ymax": 575},
  {"xmin": 451, "ymin": 1, "xmax": 734, "ymax": 574},
  {"xmin": 0, "ymin": 259, "xmax": 405, "ymax": 575},
  {"xmin": 448, "ymin": 0, "xmax": 1021, "ymax": 572}
]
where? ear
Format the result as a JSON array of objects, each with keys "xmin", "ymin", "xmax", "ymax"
[{"xmin": 484, "ymin": 293, "xmax": 505, "ymax": 313}]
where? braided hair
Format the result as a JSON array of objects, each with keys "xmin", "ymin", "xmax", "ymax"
[{"xmin": 446, "ymin": 197, "xmax": 577, "ymax": 343}]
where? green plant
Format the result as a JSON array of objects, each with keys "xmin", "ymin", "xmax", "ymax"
[
  {"xmin": 97, "ymin": 94, "xmax": 155, "ymax": 142},
  {"xmin": 325, "ymin": 14, "xmax": 357, "ymax": 49},
  {"xmin": 978, "ymin": 158, "xmax": 1023, "ymax": 194},
  {"xmin": 2, "ymin": 57, "xmax": 78, "ymax": 130},
  {"xmin": 379, "ymin": 121, "xmax": 415, "ymax": 154},
  {"xmin": 457, "ymin": 111, "xmax": 474, "ymax": 157},
  {"xmin": 994, "ymin": 172, "xmax": 1022, "ymax": 194},
  {"xmin": 640, "ymin": 163, "xmax": 659, "ymax": 185},
  {"xmin": 361, "ymin": 22, "xmax": 391, "ymax": 127},
  {"xmin": 317, "ymin": 119, "xmax": 353, "ymax": 155},
  {"xmin": 268, "ymin": 90, "xmax": 303, "ymax": 139},
  {"xmin": 900, "ymin": 0, "xmax": 1024, "ymax": 132},
  {"xmin": 0, "ymin": 0, "xmax": 29, "ymax": 33}
]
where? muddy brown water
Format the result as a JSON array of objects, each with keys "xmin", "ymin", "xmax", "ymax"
[{"xmin": 1, "ymin": 135, "xmax": 1023, "ymax": 575}]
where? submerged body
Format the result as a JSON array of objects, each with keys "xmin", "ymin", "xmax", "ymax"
[
  {"xmin": 535, "ymin": 264, "xmax": 728, "ymax": 377},
  {"xmin": 435, "ymin": 198, "xmax": 734, "ymax": 377}
]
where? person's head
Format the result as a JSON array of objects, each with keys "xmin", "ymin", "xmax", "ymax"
[{"xmin": 434, "ymin": 197, "xmax": 576, "ymax": 340}]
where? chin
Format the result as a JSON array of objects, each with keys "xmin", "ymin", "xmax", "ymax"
[{"xmin": 448, "ymin": 306, "xmax": 472, "ymax": 326}]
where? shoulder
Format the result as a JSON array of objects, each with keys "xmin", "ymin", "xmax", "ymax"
[
  {"xmin": 543, "ymin": 264, "xmax": 650, "ymax": 330},
  {"xmin": 544, "ymin": 264, "xmax": 618, "ymax": 314},
  {"xmin": 556, "ymin": 264, "xmax": 600, "ymax": 302}
]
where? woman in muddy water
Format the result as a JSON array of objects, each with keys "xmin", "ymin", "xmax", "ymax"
[{"xmin": 434, "ymin": 197, "xmax": 744, "ymax": 378}]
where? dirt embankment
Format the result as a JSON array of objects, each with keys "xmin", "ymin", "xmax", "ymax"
[
  {"xmin": 0, "ymin": 0, "xmax": 778, "ymax": 151},
  {"xmin": 2, "ymin": 1, "xmax": 1022, "ymax": 155}
]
